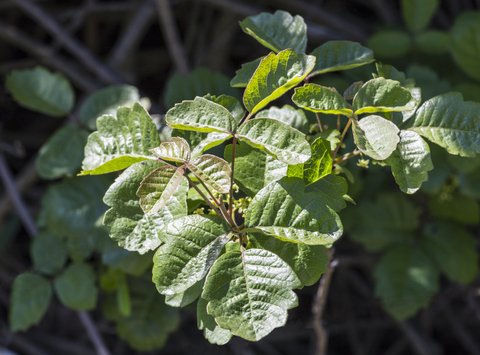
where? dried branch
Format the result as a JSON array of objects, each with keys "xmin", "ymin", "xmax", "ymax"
[{"xmin": 155, "ymin": 0, "xmax": 189, "ymax": 73}]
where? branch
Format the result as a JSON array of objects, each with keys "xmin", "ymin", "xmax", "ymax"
[
  {"xmin": 312, "ymin": 249, "xmax": 337, "ymax": 355},
  {"xmin": 10, "ymin": 0, "xmax": 123, "ymax": 84},
  {"xmin": 155, "ymin": 0, "xmax": 189, "ymax": 74},
  {"xmin": 0, "ymin": 21, "xmax": 98, "ymax": 92},
  {"xmin": 0, "ymin": 153, "xmax": 111, "ymax": 355}
]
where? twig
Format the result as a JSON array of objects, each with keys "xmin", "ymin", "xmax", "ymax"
[
  {"xmin": 77, "ymin": 312, "xmax": 111, "ymax": 355},
  {"xmin": 0, "ymin": 21, "xmax": 98, "ymax": 92},
  {"xmin": 443, "ymin": 307, "xmax": 480, "ymax": 355},
  {"xmin": 397, "ymin": 321, "xmax": 441, "ymax": 355},
  {"xmin": 10, "ymin": 0, "xmax": 122, "ymax": 84},
  {"xmin": 155, "ymin": 0, "xmax": 189, "ymax": 74},
  {"xmin": 0, "ymin": 153, "xmax": 111, "ymax": 355},
  {"xmin": 333, "ymin": 117, "xmax": 353, "ymax": 158},
  {"xmin": 315, "ymin": 113, "xmax": 323, "ymax": 133},
  {"xmin": 312, "ymin": 249, "xmax": 337, "ymax": 355},
  {"xmin": 228, "ymin": 136, "xmax": 237, "ymax": 218},
  {"xmin": 107, "ymin": 0, "xmax": 156, "ymax": 69}
]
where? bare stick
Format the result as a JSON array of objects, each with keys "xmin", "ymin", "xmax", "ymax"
[
  {"xmin": 312, "ymin": 250, "xmax": 337, "ymax": 355},
  {"xmin": 0, "ymin": 22, "xmax": 98, "ymax": 92},
  {"xmin": 10, "ymin": 0, "xmax": 122, "ymax": 84},
  {"xmin": 108, "ymin": 0, "xmax": 156, "ymax": 69},
  {"xmin": 155, "ymin": 0, "xmax": 189, "ymax": 74},
  {"xmin": 228, "ymin": 136, "xmax": 237, "ymax": 218},
  {"xmin": 0, "ymin": 154, "xmax": 111, "ymax": 355}
]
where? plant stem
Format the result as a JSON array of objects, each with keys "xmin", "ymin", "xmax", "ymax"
[
  {"xmin": 312, "ymin": 249, "xmax": 337, "ymax": 355},
  {"xmin": 335, "ymin": 149, "xmax": 361, "ymax": 164},
  {"xmin": 228, "ymin": 136, "xmax": 237, "ymax": 218},
  {"xmin": 333, "ymin": 117, "xmax": 353, "ymax": 159},
  {"xmin": 315, "ymin": 113, "xmax": 324, "ymax": 132}
]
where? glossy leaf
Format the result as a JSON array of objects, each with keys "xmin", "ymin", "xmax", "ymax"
[
  {"xmin": 137, "ymin": 165, "xmax": 187, "ymax": 214},
  {"xmin": 245, "ymin": 177, "xmax": 343, "ymax": 246},
  {"xmin": 202, "ymin": 249, "xmax": 300, "ymax": 341},
  {"xmin": 5, "ymin": 66, "xmax": 74, "ymax": 116},
  {"xmin": 422, "ymin": 222, "xmax": 478, "ymax": 284},
  {"xmin": 197, "ymin": 297, "xmax": 232, "ymax": 345},
  {"xmin": 410, "ymin": 92, "xmax": 480, "ymax": 157},
  {"xmin": 224, "ymin": 142, "xmax": 287, "ymax": 196},
  {"xmin": 243, "ymin": 49, "xmax": 315, "ymax": 114},
  {"xmin": 152, "ymin": 215, "xmax": 230, "ymax": 296},
  {"xmin": 230, "ymin": 57, "xmax": 262, "ymax": 88},
  {"xmin": 165, "ymin": 280, "xmax": 204, "ymax": 308},
  {"xmin": 191, "ymin": 132, "xmax": 233, "ymax": 157},
  {"xmin": 166, "ymin": 96, "xmax": 237, "ymax": 133},
  {"xmin": 309, "ymin": 40, "xmax": 374, "ymax": 77},
  {"xmin": 151, "ymin": 137, "xmax": 191, "ymax": 163},
  {"xmin": 36, "ymin": 125, "xmax": 89, "ymax": 179},
  {"xmin": 237, "ymin": 118, "xmax": 311, "ymax": 164},
  {"xmin": 81, "ymin": 103, "xmax": 160, "ymax": 175},
  {"xmin": 78, "ymin": 85, "xmax": 140, "ymax": 129},
  {"xmin": 256, "ymin": 105, "xmax": 309, "ymax": 133},
  {"xmin": 189, "ymin": 155, "xmax": 232, "ymax": 194},
  {"xmin": 239, "ymin": 10, "xmax": 307, "ymax": 53},
  {"xmin": 353, "ymin": 78, "xmax": 412, "ymax": 115},
  {"xmin": 402, "ymin": 0, "xmax": 439, "ymax": 33},
  {"xmin": 292, "ymin": 83, "xmax": 353, "ymax": 116},
  {"xmin": 9, "ymin": 273, "xmax": 52, "ymax": 331},
  {"xmin": 374, "ymin": 245, "xmax": 439, "ymax": 320},
  {"xmin": 386, "ymin": 130, "xmax": 433, "ymax": 194},
  {"xmin": 205, "ymin": 94, "xmax": 245, "ymax": 122},
  {"xmin": 353, "ymin": 115, "xmax": 400, "ymax": 160},
  {"xmin": 54, "ymin": 263, "xmax": 98, "ymax": 311},
  {"xmin": 288, "ymin": 137, "xmax": 333, "ymax": 185}
]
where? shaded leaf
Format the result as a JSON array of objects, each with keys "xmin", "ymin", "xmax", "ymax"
[
  {"xmin": 230, "ymin": 58, "xmax": 262, "ymax": 88},
  {"xmin": 256, "ymin": 105, "xmax": 309, "ymax": 133},
  {"xmin": 5, "ymin": 66, "xmax": 74, "ymax": 117},
  {"xmin": 31, "ymin": 233, "xmax": 67, "ymax": 275},
  {"xmin": 402, "ymin": 0, "xmax": 439, "ymax": 33},
  {"xmin": 54, "ymin": 263, "xmax": 98, "ymax": 311},
  {"xmin": 197, "ymin": 298, "xmax": 232, "ymax": 345},
  {"xmin": 368, "ymin": 30, "xmax": 412, "ymax": 58},
  {"xmin": 451, "ymin": 12, "xmax": 480, "ymax": 81}
]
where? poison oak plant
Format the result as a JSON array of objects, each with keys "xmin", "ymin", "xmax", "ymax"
[{"xmin": 76, "ymin": 10, "xmax": 480, "ymax": 343}]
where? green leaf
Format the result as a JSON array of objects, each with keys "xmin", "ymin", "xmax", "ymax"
[
  {"xmin": 410, "ymin": 92, "xmax": 480, "ymax": 157},
  {"xmin": 101, "ymin": 243, "xmax": 152, "ymax": 276},
  {"xmin": 250, "ymin": 235, "xmax": 329, "ymax": 287},
  {"xmin": 204, "ymin": 94, "xmax": 245, "ymax": 122},
  {"xmin": 429, "ymin": 194, "xmax": 479, "ymax": 225},
  {"xmin": 230, "ymin": 57, "xmax": 262, "ymax": 88},
  {"xmin": 36, "ymin": 125, "xmax": 89, "ymax": 179},
  {"xmin": 137, "ymin": 165, "xmax": 187, "ymax": 213},
  {"xmin": 165, "ymin": 279, "xmax": 204, "ymax": 308},
  {"xmin": 152, "ymin": 215, "xmax": 230, "ymax": 296},
  {"xmin": 164, "ymin": 68, "xmax": 238, "ymax": 109},
  {"xmin": 189, "ymin": 154, "xmax": 232, "ymax": 194},
  {"xmin": 78, "ymin": 85, "xmax": 140, "ymax": 130},
  {"xmin": 309, "ymin": 40, "xmax": 374, "ymax": 77},
  {"xmin": 288, "ymin": 137, "xmax": 333, "ymax": 185},
  {"xmin": 243, "ymin": 49, "xmax": 315, "ymax": 114},
  {"xmin": 422, "ymin": 222, "xmax": 478, "ymax": 284},
  {"xmin": 256, "ymin": 105, "xmax": 309, "ymax": 133},
  {"xmin": 239, "ymin": 10, "xmax": 307, "ymax": 53},
  {"xmin": 386, "ymin": 130, "xmax": 433, "ymax": 194},
  {"xmin": 191, "ymin": 132, "xmax": 233, "ymax": 157},
  {"xmin": 104, "ymin": 161, "xmax": 187, "ymax": 254},
  {"xmin": 368, "ymin": 30, "xmax": 412, "ymax": 58},
  {"xmin": 292, "ymin": 83, "xmax": 352, "ymax": 116},
  {"xmin": 237, "ymin": 118, "xmax": 311, "ymax": 164},
  {"xmin": 402, "ymin": 0, "xmax": 439, "ymax": 33},
  {"xmin": 31, "ymin": 233, "xmax": 67, "ymax": 275},
  {"xmin": 81, "ymin": 103, "xmax": 160, "ymax": 175},
  {"xmin": 353, "ymin": 115, "xmax": 400, "ymax": 160},
  {"xmin": 451, "ymin": 12, "xmax": 480, "ymax": 81},
  {"xmin": 54, "ymin": 263, "xmax": 98, "ymax": 311},
  {"xmin": 116, "ymin": 279, "xmax": 179, "ymax": 351},
  {"xmin": 197, "ymin": 297, "xmax": 232, "ymax": 345},
  {"xmin": 5, "ymin": 66, "xmax": 74, "ymax": 117},
  {"xmin": 166, "ymin": 96, "xmax": 237, "ymax": 134},
  {"xmin": 245, "ymin": 177, "xmax": 343, "ymax": 246},
  {"xmin": 374, "ymin": 245, "xmax": 439, "ymax": 320},
  {"xmin": 41, "ymin": 176, "xmax": 111, "ymax": 239},
  {"xmin": 353, "ymin": 78, "xmax": 413, "ymax": 115},
  {"xmin": 346, "ymin": 193, "xmax": 418, "ymax": 251},
  {"xmin": 150, "ymin": 137, "xmax": 191, "ymax": 163},
  {"xmin": 414, "ymin": 31, "xmax": 450, "ymax": 55},
  {"xmin": 9, "ymin": 272, "xmax": 52, "ymax": 331},
  {"xmin": 202, "ymin": 249, "xmax": 301, "ymax": 341},
  {"xmin": 224, "ymin": 142, "xmax": 287, "ymax": 196}
]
